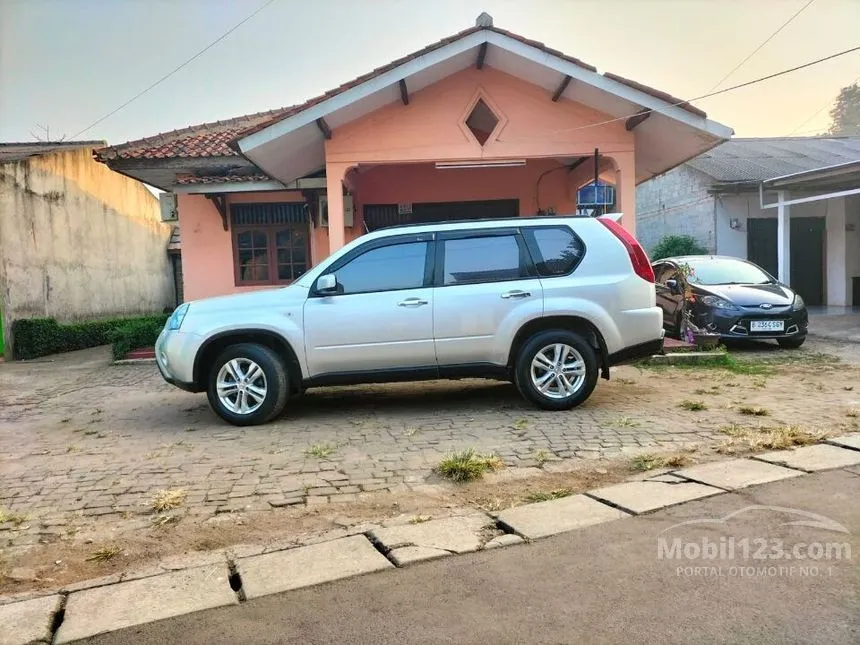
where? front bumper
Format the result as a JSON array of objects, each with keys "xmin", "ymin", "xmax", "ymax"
[
  {"xmin": 692, "ymin": 306, "xmax": 808, "ymax": 340},
  {"xmin": 155, "ymin": 329, "xmax": 204, "ymax": 392}
]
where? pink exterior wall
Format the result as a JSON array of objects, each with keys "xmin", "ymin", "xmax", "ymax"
[{"xmin": 180, "ymin": 66, "xmax": 638, "ymax": 300}]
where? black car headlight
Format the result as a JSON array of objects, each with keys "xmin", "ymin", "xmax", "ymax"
[
  {"xmin": 792, "ymin": 294, "xmax": 805, "ymax": 311},
  {"xmin": 701, "ymin": 295, "xmax": 740, "ymax": 311}
]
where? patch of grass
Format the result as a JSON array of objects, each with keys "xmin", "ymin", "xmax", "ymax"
[
  {"xmin": 844, "ymin": 386, "xmax": 854, "ymax": 391},
  {"xmin": 640, "ymin": 353, "xmax": 773, "ymax": 376},
  {"xmin": 738, "ymin": 405, "xmax": 770, "ymax": 417},
  {"xmin": 305, "ymin": 443, "xmax": 336, "ymax": 459},
  {"xmin": 435, "ymin": 449, "xmax": 504, "ymax": 482},
  {"xmin": 403, "ymin": 428, "xmax": 418, "ymax": 437},
  {"xmin": 83, "ymin": 429, "xmax": 99, "ymax": 436},
  {"xmin": 185, "ymin": 427, "xmax": 197, "ymax": 432},
  {"xmin": 631, "ymin": 452, "xmax": 693, "ymax": 472},
  {"xmin": 150, "ymin": 489, "xmax": 186, "ymax": 512},
  {"xmin": 513, "ymin": 419, "xmax": 529, "ymax": 430},
  {"xmin": 615, "ymin": 377, "xmax": 636, "ymax": 385},
  {"xmin": 524, "ymin": 488, "xmax": 573, "ymax": 503},
  {"xmin": 846, "ymin": 409, "xmax": 858, "ymax": 418},
  {"xmin": 679, "ymin": 399, "xmax": 708, "ymax": 411},
  {"xmin": 533, "ymin": 449, "xmax": 550, "ymax": 465},
  {"xmin": 612, "ymin": 416, "xmax": 639, "ymax": 428},
  {"xmin": 717, "ymin": 424, "xmax": 829, "ymax": 454},
  {"xmin": 0, "ymin": 508, "xmax": 28, "ymax": 526},
  {"xmin": 86, "ymin": 544, "xmax": 121, "ymax": 562},
  {"xmin": 408, "ymin": 515, "xmax": 432, "ymax": 524},
  {"xmin": 66, "ymin": 445, "xmax": 81, "ymax": 453}
]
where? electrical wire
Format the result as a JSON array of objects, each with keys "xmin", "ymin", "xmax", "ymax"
[
  {"xmin": 66, "ymin": 0, "xmax": 279, "ymax": 141},
  {"xmin": 706, "ymin": 0, "xmax": 815, "ymax": 93},
  {"xmin": 499, "ymin": 44, "xmax": 860, "ymax": 143}
]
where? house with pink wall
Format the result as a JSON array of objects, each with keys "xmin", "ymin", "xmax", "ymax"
[{"xmin": 96, "ymin": 13, "xmax": 732, "ymax": 303}]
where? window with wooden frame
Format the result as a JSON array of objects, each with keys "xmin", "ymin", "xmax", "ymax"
[{"xmin": 231, "ymin": 202, "xmax": 310, "ymax": 286}]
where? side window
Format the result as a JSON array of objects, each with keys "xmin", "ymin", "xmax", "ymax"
[
  {"xmin": 333, "ymin": 241, "xmax": 428, "ymax": 295},
  {"xmin": 442, "ymin": 235, "xmax": 525, "ymax": 285},
  {"xmin": 525, "ymin": 226, "xmax": 585, "ymax": 277}
]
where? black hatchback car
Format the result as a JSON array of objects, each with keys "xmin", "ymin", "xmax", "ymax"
[{"xmin": 653, "ymin": 256, "xmax": 808, "ymax": 348}]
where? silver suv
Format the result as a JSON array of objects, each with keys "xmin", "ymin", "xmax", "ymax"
[{"xmin": 156, "ymin": 216, "xmax": 663, "ymax": 426}]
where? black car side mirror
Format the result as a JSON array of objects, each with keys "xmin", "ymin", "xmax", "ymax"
[{"xmin": 665, "ymin": 279, "xmax": 682, "ymax": 295}]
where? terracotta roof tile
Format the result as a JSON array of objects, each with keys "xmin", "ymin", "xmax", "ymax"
[{"xmin": 175, "ymin": 174, "xmax": 272, "ymax": 185}]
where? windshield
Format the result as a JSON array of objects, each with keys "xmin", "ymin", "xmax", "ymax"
[{"xmin": 683, "ymin": 258, "xmax": 773, "ymax": 286}]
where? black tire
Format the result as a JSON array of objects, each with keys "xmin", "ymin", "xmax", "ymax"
[
  {"xmin": 777, "ymin": 336, "xmax": 806, "ymax": 349},
  {"xmin": 206, "ymin": 343, "xmax": 288, "ymax": 426},
  {"xmin": 514, "ymin": 330, "xmax": 599, "ymax": 411}
]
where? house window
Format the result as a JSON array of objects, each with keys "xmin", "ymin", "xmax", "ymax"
[{"xmin": 232, "ymin": 202, "xmax": 309, "ymax": 285}]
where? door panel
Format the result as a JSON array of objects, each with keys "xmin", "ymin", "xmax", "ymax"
[
  {"xmin": 304, "ymin": 288, "xmax": 435, "ymax": 375},
  {"xmin": 790, "ymin": 217, "xmax": 825, "ymax": 306},
  {"xmin": 432, "ymin": 230, "xmax": 542, "ymax": 366},
  {"xmin": 303, "ymin": 238, "xmax": 436, "ymax": 376},
  {"xmin": 747, "ymin": 218, "xmax": 778, "ymax": 277}
]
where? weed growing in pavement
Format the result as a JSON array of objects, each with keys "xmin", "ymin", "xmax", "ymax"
[
  {"xmin": 630, "ymin": 452, "xmax": 693, "ymax": 472},
  {"xmin": 305, "ymin": 443, "xmax": 336, "ymax": 459},
  {"xmin": 408, "ymin": 515, "xmax": 432, "ymax": 524},
  {"xmin": 435, "ymin": 449, "xmax": 504, "ymax": 482},
  {"xmin": 87, "ymin": 544, "xmax": 121, "ymax": 562},
  {"xmin": 738, "ymin": 405, "xmax": 769, "ymax": 417},
  {"xmin": 679, "ymin": 400, "xmax": 708, "ymax": 411},
  {"xmin": 846, "ymin": 409, "xmax": 858, "ymax": 418},
  {"xmin": 716, "ymin": 424, "xmax": 830, "ymax": 454},
  {"xmin": 0, "ymin": 508, "xmax": 28, "ymax": 526},
  {"xmin": 151, "ymin": 489, "xmax": 186, "ymax": 512},
  {"xmin": 534, "ymin": 449, "xmax": 550, "ymax": 465}
]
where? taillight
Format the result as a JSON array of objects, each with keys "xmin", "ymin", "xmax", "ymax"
[{"xmin": 597, "ymin": 217, "xmax": 655, "ymax": 283}]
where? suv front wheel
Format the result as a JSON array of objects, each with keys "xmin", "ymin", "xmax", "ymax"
[
  {"xmin": 206, "ymin": 343, "xmax": 288, "ymax": 426},
  {"xmin": 514, "ymin": 330, "xmax": 598, "ymax": 410}
]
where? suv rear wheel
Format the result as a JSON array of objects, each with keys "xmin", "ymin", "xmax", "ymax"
[
  {"xmin": 206, "ymin": 343, "xmax": 288, "ymax": 426},
  {"xmin": 514, "ymin": 330, "xmax": 598, "ymax": 410}
]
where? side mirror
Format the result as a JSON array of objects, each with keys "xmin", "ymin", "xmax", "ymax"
[
  {"xmin": 666, "ymin": 279, "xmax": 682, "ymax": 295},
  {"xmin": 316, "ymin": 274, "xmax": 338, "ymax": 294}
]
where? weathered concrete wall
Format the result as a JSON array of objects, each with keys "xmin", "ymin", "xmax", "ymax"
[
  {"xmin": 0, "ymin": 147, "xmax": 173, "ymax": 350},
  {"xmin": 635, "ymin": 165, "xmax": 716, "ymax": 253}
]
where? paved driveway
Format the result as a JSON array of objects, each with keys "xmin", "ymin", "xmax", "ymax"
[{"xmin": 1, "ymin": 343, "xmax": 858, "ymax": 555}]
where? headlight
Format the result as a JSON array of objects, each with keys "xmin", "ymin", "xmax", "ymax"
[
  {"xmin": 166, "ymin": 303, "xmax": 190, "ymax": 331},
  {"xmin": 792, "ymin": 294, "xmax": 805, "ymax": 311},
  {"xmin": 701, "ymin": 295, "xmax": 739, "ymax": 310}
]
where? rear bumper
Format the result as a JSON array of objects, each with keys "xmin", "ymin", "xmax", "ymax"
[{"xmin": 608, "ymin": 337, "xmax": 664, "ymax": 366}]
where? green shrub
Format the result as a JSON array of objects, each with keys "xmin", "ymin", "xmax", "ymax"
[
  {"xmin": 651, "ymin": 235, "xmax": 708, "ymax": 260},
  {"xmin": 108, "ymin": 318, "xmax": 167, "ymax": 360},
  {"xmin": 12, "ymin": 314, "xmax": 168, "ymax": 360}
]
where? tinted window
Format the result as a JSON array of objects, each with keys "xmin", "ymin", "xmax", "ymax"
[
  {"xmin": 526, "ymin": 227, "xmax": 585, "ymax": 276},
  {"xmin": 443, "ymin": 235, "xmax": 524, "ymax": 285},
  {"xmin": 334, "ymin": 242, "xmax": 428, "ymax": 294}
]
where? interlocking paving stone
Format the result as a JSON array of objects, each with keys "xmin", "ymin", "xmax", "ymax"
[
  {"xmin": 497, "ymin": 495, "xmax": 628, "ymax": 539},
  {"xmin": 587, "ymin": 480, "xmax": 723, "ymax": 514},
  {"xmin": 0, "ymin": 594, "xmax": 61, "ymax": 645},
  {"xmin": 54, "ymin": 565, "xmax": 236, "ymax": 644},
  {"xmin": 756, "ymin": 444, "xmax": 860, "ymax": 472},
  {"xmin": 675, "ymin": 458, "xmax": 802, "ymax": 490},
  {"xmin": 369, "ymin": 514, "xmax": 491, "ymax": 554},
  {"xmin": 237, "ymin": 535, "xmax": 393, "ymax": 600}
]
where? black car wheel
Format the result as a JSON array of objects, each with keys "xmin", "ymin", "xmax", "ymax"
[
  {"xmin": 777, "ymin": 337, "xmax": 806, "ymax": 349},
  {"xmin": 515, "ymin": 330, "xmax": 598, "ymax": 410},
  {"xmin": 206, "ymin": 343, "xmax": 288, "ymax": 426}
]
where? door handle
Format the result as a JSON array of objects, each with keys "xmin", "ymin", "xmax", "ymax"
[
  {"xmin": 397, "ymin": 297, "xmax": 429, "ymax": 307},
  {"xmin": 501, "ymin": 290, "xmax": 531, "ymax": 299}
]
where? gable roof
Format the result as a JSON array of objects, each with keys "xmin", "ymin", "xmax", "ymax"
[
  {"xmin": 94, "ymin": 109, "xmax": 289, "ymax": 161},
  {"xmin": 688, "ymin": 136, "xmax": 860, "ymax": 183},
  {"xmin": 0, "ymin": 141, "xmax": 105, "ymax": 164}
]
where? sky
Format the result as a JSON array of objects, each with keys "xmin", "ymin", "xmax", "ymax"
[{"xmin": 1, "ymin": 0, "xmax": 859, "ymax": 146}]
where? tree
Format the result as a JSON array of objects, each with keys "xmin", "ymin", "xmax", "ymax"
[
  {"xmin": 828, "ymin": 82, "xmax": 860, "ymax": 136},
  {"xmin": 651, "ymin": 235, "xmax": 708, "ymax": 260}
]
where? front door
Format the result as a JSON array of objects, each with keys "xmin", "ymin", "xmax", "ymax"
[
  {"xmin": 790, "ymin": 217, "xmax": 825, "ymax": 306},
  {"xmin": 432, "ymin": 228, "xmax": 543, "ymax": 366},
  {"xmin": 303, "ymin": 235, "xmax": 436, "ymax": 377}
]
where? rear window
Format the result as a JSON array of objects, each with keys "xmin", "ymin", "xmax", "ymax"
[{"xmin": 523, "ymin": 226, "xmax": 585, "ymax": 276}]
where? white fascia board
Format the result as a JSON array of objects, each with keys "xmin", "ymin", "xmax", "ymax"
[
  {"xmin": 483, "ymin": 32, "xmax": 733, "ymax": 140},
  {"xmin": 759, "ymin": 184, "xmax": 860, "ymax": 209},
  {"xmin": 237, "ymin": 31, "xmax": 490, "ymax": 153},
  {"xmin": 172, "ymin": 177, "xmax": 328, "ymax": 194}
]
